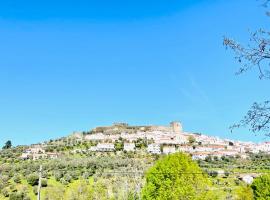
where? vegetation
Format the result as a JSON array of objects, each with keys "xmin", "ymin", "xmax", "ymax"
[
  {"xmin": 2, "ymin": 141, "xmax": 12, "ymax": 150},
  {"xmin": 188, "ymin": 136, "xmax": 196, "ymax": 145},
  {"xmin": 251, "ymin": 174, "xmax": 270, "ymax": 199},
  {"xmin": 141, "ymin": 153, "xmax": 216, "ymax": 200},
  {"xmin": 1, "ymin": 138, "xmax": 270, "ymax": 199}
]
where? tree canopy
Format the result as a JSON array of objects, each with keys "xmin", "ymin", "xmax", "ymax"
[
  {"xmin": 141, "ymin": 153, "xmax": 216, "ymax": 200},
  {"xmin": 2, "ymin": 140, "xmax": 12, "ymax": 149}
]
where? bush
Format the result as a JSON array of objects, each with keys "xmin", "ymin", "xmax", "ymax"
[
  {"xmin": 41, "ymin": 179, "xmax": 48, "ymax": 187},
  {"xmin": 27, "ymin": 174, "xmax": 39, "ymax": 186},
  {"xmin": 208, "ymin": 171, "xmax": 218, "ymax": 178},
  {"xmin": 54, "ymin": 171, "xmax": 63, "ymax": 181},
  {"xmin": 60, "ymin": 178, "xmax": 69, "ymax": 185},
  {"xmin": 13, "ymin": 175, "xmax": 21, "ymax": 184},
  {"xmin": 63, "ymin": 174, "xmax": 72, "ymax": 183},
  {"xmin": 33, "ymin": 186, "xmax": 38, "ymax": 195},
  {"xmin": 2, "ymin": 188, "xmax": 9, "ymax": 197},
  {"xmin": 9, "ymin": 192, "xmax": 24, "ymax": 200}
]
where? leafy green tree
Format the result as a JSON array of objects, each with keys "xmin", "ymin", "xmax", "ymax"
[
  {"xmin": 141, "ymin": 153, "xmax": 216, "ymax": 200},
  {"xmin": 251, "ymin": 174, "xmax": 270, "ymax": 200},
  {"xmin": 3, "ymin": 140, "xmax": 12, "ymax": 149}
]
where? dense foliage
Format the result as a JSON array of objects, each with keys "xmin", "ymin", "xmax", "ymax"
[
  {"xmin": 141, "ymin": 153, "xmax": 216, "ymax": 200},
  {"xmin": 251, "ymin": 174, "xmax": 270, "ymax": 200}
]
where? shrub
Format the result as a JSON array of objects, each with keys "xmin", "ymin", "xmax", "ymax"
[
  {"xmin": 208, "ymin": 171, "xmax": 218, "ymax": 178},
  {"xmin": 41, "ymin": 179, "xmax": 48, "ymax": 187},
  {"xmin": 13, "ymin": 175, "xmax": 21, "ymax": 184},
  {"xmin": 26, "ymin": 174, "xmax": 39, "ymax": 186},
  {"xmin": 2, "ymin": 188, "xmax": 9, "ymax": 197},
  {"xmin": 9, "ymin": 192, "xmax": 24, "ymax": 200},
  {"xmin": 32, "ymin": 186, "xmax": 38, "ymax": 195}
]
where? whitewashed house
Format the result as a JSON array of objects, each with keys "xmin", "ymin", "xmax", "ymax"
[
  {"xmin": 163, "ymin": 145, "xmax": 176, "ymax": 154},
  {"xmin": 124, "ymin": 143, "xmax": 135, "ymax": 152},
  {"xmin": 96, "ymin": 143, "xmax": 115, "ymax": 152},
  {"xmin": 147, "ymin": 144, "xmax": 161, "ymax": 154},
  {"xmin": 47, "ymin": 152, "xmax": 59, "ymax": 159},
  {"xmin": 192, "ymin": 152, "xmax": 209, "ymax": 160}
]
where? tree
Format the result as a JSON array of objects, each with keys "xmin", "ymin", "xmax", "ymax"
[
  {"xmin": 114, "ymin": 138, "xmax": 124, "ymax": 151},
  {"xmin": 141, "ymin": 153, "xmax": 217, "ymax": 200},
  {"xmin": 224, "ymin": 1, "xmax": 270, "ymax": 136},
  {"xmin": 135, "ymin": 138, "xmax": 147, "ymax": 149},
  {"xmin": 251, "ymin": 174, "xmax": 270, "ymax": 199},
  {"xmin": 2, "ymin": 140, "xmax": 12, "ymax": 149},
  {"xmin": 188, "ymin": 136, "xmax": 196, "ymax": 145}
]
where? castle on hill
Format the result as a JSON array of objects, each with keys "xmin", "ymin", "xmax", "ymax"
[{"xmin": 91, "ymin": 121, "xmax": 183, "ymax": 134}]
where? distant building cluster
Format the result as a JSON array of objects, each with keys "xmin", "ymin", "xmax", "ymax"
[
  {"xmin": 20, "ymin": 121, "xmax": 270, "ymax": 161},
  {"xmin": 20, "ymin": 145, "xmax": 59, "ymax": 160},
  {"xmin": 83, "ymin": 122, "xmax": 270, "ymax": 160}
]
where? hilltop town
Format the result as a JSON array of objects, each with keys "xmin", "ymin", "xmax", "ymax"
[{"xmin": 20, "ymin": 121, "xmax": 270, "ymax": 161}]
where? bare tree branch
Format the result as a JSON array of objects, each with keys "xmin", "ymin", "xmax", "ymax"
[
  {"xmin": 230, "ymin": 101, "xmax": 270, "ymax": 136},
  {"xmin": 225, "ymin": 1, "xmax": 270, "ymax": 136},
  {"xmin": 224, "ymin": 30, "xmax": 270, "ymax": 79}
]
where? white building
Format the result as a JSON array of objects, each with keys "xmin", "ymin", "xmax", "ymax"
[
  {"xmin": 192, "ymin": 152, "xmax": 209, "ymax": 160},
  {"xmin": 124, "ymin": 143, "xmax": 135, "ymax": 152},
  {"xmin": 147, "ymin": 144, "xmax": 161, "ymax": 154},
  {"xmin": 85, "ymin": 133, "xmax": 106, "ymax": 141},
  {"xmin": 163, "ymin": 145, "xmax": 176, "ymax": 154},
  {"xmin": 47, "ymin": 153, "xmax": 59, "ymax": 159},
  {"xmin": 239, "ymin": 175, "xmax": 254, "ymax": 185},
  {"xmin": 96, "ymin": 143, "xmax": 115, "ymax": 152},
  {"xmin": 33, "ymin": 153, "xmax": 47, "ymax": 161},
  {"xmin": 20, "ymin": 153, "xmax": 30, "ymax": 160},
  {"xmin": 26, "ymin": 146, "xmax": 45, "ymax": 154},
  {"xmin": 178, "ymin": 145, "xmax": 194, "ymax": 153}
]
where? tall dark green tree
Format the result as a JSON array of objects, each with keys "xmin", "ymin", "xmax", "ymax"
[{"xmin": 2, "ymin": 140, "xmax": 12, "ymax": 149}]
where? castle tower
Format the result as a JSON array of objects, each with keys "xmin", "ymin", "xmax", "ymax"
[{"xmin": 170, "ymin": 121, "xmax": 183, "ymax": 133}]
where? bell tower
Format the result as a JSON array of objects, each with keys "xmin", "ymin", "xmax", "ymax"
[{"xmin": 170, "ymin": 121, "xmax": 183, "ymax": 133}]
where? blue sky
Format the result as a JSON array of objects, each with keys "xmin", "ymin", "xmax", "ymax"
[{"xmin": 0, "ymin": 0, "xmax": 269, "ymax": 145}]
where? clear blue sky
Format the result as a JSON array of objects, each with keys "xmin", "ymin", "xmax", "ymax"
[{"xmin": 0, "ymin": 0, "xmax": 269, "ymax": 145}]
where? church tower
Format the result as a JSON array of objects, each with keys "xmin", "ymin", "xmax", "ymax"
[{"xmin": 170, "ymin": 121, "xmax": 183, "ymax": 133}]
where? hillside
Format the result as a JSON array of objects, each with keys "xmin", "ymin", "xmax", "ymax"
[{"xmin": 1, "ymin": 122, "xmax": 270, "ymax": 200}]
